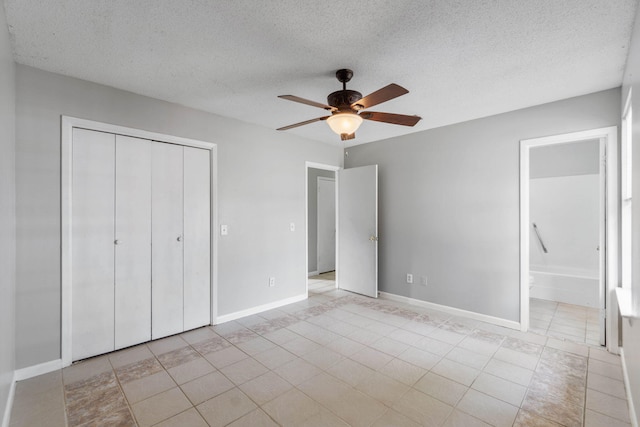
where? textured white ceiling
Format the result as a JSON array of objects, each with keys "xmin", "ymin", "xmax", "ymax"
[{"xmin": 4, "ymin": 0, "xmax": 638, "ymax": 145}]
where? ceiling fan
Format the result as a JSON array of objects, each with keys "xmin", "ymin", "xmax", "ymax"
[{"xmin": 277, "ymin": 69, "xmax": 422, "ymax": 141}]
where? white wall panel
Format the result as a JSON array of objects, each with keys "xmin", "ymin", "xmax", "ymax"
[
  {"xmin": 183, "ymin": 146, "xmax": 211, "ymax": 330},
  {"xmin": 71, "ymin": 128, "xmax": 115, "ymax": 360},
  {"xmin": 151, "ymin": 142, "xmax": 184, "ymax": 339},
  {"xmin": 115, "ymin": 135, "xmax": 152, "ymax": 349}
]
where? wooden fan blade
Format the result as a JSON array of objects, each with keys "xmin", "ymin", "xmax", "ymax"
[
  {"xmin": 360, "ymin": 111, "xmax": 421, "ymax": 127},
  {"xmin": 278, "ymin": 95, "xmax": 336, "ymax": 111},
  {"xmin": 277, "ymin": 116, "xmax": 329, "ymax": 131},
  {"xmin": 340, "ymin": 133, "xmax": 355, "ymax": 141},
  {"xmin": 353, "ymin": 84, "xmax": 409, "ymax": 109}
]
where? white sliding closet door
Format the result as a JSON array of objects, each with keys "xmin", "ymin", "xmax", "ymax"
[
  {"xmin": 72, "ymin": 129, "xmax": 116, "ymax": 361},
  {"xmin": 152, "ymin": 142, "xmax": 184, "ymax": 339},
  {"xmin": 183, "ymin": 147, "xmax": 211, "ymax": 330},
  {"xmin": 115, "ymin": 136, "xmax": 152, "ymax": 349}
]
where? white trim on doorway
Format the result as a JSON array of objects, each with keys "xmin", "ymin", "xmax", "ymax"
[
  {"xmin": 520, "ymin": 126, "xmax": 619, "ymax": 353},
  {"xmin": 305, "ymin": 162, "xmax": 341, "ymax": 296},
  {"xmin": 61, "ymin": 116, "xmax": 219, "ymax": 367}
]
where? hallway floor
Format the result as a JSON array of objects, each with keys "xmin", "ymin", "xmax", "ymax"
[
  {"xmin": 529, "ymin": 298, "xmax": 600, "ymax": 347},
  {"xmin": 9, "ymin": 279, "xmax": 631, "ymax": 426}
]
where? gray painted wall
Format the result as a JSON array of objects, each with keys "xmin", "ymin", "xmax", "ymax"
[
  {"xmin": 15, "ymin": 65, "xmax": 342, "ymax": 368},
  {"xmin": 307, "ymin": 168, "xmax": 335, "ymax": 273},
  {"xmin": 0, "ymin": 3, "xmax": 16, "ymax": 421},
  {"xmin": 622, "ymin": 2, "xmax": 640, "ymax": 423},
  {"xmin": 345, "ymin": 89, "xmax": 620, "ymax": 322},
  {"xmin": 530, "ymin": 139, "xmax": 599, "ymax": 179}
]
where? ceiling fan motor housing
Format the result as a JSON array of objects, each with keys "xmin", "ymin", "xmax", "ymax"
[{"xmin": 328, "ymin": 90, "xmax": 363, "ymax": 110}]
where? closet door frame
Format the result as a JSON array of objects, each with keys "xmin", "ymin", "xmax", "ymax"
[{"xmin": 61, "ymin": 116, "xmax": 218, "ymax": 367}]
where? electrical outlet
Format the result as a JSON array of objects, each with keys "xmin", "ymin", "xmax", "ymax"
[
  {"xmin": 421, "ymin": 276, "xmax": 428, "ymax": 286},
  {"xmin": 269, "ymin": 277, "xmax": 275, "ymax": 287},
  {"xmin": 406, "ymin": 274, "xmax": 413, "ymax": 284}
]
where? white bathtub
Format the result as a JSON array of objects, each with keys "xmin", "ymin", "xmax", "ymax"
[{"xmin": 529, "ymin": 266, "xmax": 599, "ymax": 308}]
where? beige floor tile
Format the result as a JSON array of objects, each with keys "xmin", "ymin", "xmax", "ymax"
[
  {"xmin": 589, "ymin": 358, "xmax": 624, "ymax": 381},
  {"xmin": 349, "ymin": 347, "xmax": 394, "ymax": 370},
  {"xmin": 156, "ymin": 346, "xmax": 201, "ymax": 370},
  {"xmin": 584, "ymin": 408, "xmax": 633, "ymax": 427},
  {"xmin": 109, "ymin": 345, "xmax": 154, "ymax": 368},
  {"xmin": 121, "ymin": 370, "xmax": 176, "ymax": 403},
  {"xmin": 414, "ymin": 372, "xmax": 468, "ymax": 406},
  {"xmin": 326, "ymin": 336, "xmax": 367, "ymax": 356},
  {"xmin": 429, "ymin": 328, "xmax": 466, "ymax": 345},
  {"xmin": 273, "ymin": 357, "xmax": 322, "ymax": 385},
  {"xmin": 521, "ymin": 388, "xmax": 583, "ymax": 427},
  {"xmin": 457, "ymin": 389, "xmax": 519, "ymax": 427},
  {"xmin": 298, "ymin": 408, "xmax": 351, "ymax": 427},
  {"xmin": 298, "ymin": 372, "xmax": 352, "ymax": 405},
  {"xmin": 392, "ymin": 388, "xmax": 453, "ymax": 426},
  {"xmin": 180, "ymin": 326, "xmax": 219, "ymax": 344},
  {"xmin": 204, "ymin": 345, "xmax": 248, "ymax": 369},
  {"xmin": 348, "ymin": 328, "xmax": 384, "ymax": 345},
  {"xmin": 457, "ymin": 336, "xmax": 501, "ymax": 356},
  {"xmin": 493, "ymin": 347, "xmax": 539, "ymax": 370},
  {"xmin": 378, "ymin": 357, "xmax": 427, "ymax": 386},
  {"xmin": 431, "ymin": 358, "xmax": 480, "ymax": 386},
  {"xmin": 483, "ymin": 358, "xmax": 533, "ymax": 386},
  {"xmin": 471, "ymin": 372, "xmax": 527, "ymax": 406},
  {"xmin": 397, "ymin": 346, "xmax": 442, "ymax": 370},
  {"xmin": 355, "ymin": 371, "xmax": 410, "ymax": 406},
  {"xmin": 327, "ymin": 358, "xmax": 376, "ymax": 386},
  {"xmin": 114, "ymin": 357, "xmax": 164, "ymax": 384},
  {"xmin": 261, "ymin": 327, "xmax": 300, "ymax": 345},
  {"xmin": 589, "ymin": 348, "xmax": 622, "ymax": 365},
  {"xmin": 586, "ymin": 389, "xmax": 631, "ymax": 423},
  {"xmin": 587, "ymin": 371, "xmax": 627, "ymax": 399},
  {"xmin": 180, "ymin": 370, "xmax": 234, "ymax": 405},
  {"xmin": 154, "ymin": 407, "xmax": 208, "ymax": 427},
  {"xmin": 227, "ymin": 408, "xmax": 280, "ymax": 427},
  {"xmin": 512, "ymin": 409, "xmax": 563, "ymax": 426},
  {"xmin": 546, "ymin": 337, "xmax": 589, "ymax": 357},
  {"xmin": 415, "ymin": 335, "xmax": 455, "ymax": 356},
  {"xmin": 252, "ymin": 345, "xmax": 297, "ymax": 369},
  {"xmin": 321, "ymin": 388, "xmax": 388, "ymax": 427},
  {"xmin": 281, "ymin": 335, "xmax": 323, "ymax": 356},
  {"xmin": 197, "ymin": 387, "xmax": 257, "ymax": 427},
  {"xmin": 236, "ymin": 336, "xmax": 277, "ymax": 355},
  {"xmin": 442, "ymin": 409, "xmax": 492, "ymax": 427},
  {"xmin": 301, "ymin": 346, "xmax": 345, "ymax": 370},
  {"xmin": 262, "ymin": 388, "xmax": 323, "ymax": 425},
  {"xmin": 62, "ymin": 356, "xmax": 112, "ymax": 385},
  {"xmin": 446, "ymin": 347, "xmax": 491, "ymax": 370},
  {"xmin": 371, "ymin": 409, "xmax": 421, "ymax": 427},
  {"xmin": 167, "ymin": 357, "xmax": 215, "ymax": 385},
  {"xmin": 219, "ymin": 357, "xmax": 269, "ymax": 385},
  {"xmin": 239, "ymin": 371, "xmax": 293, "ymax": 405},
  {"xmin": 370, "ymin": 336, "xmax": 409, "ymax": 356},
  {"xmin": 131, "ymin": 387, "xmax": 191, "ymax": 427},
  {"xmin": 147, "ymin": 335, "xmax": 188, "ymax": 356}
]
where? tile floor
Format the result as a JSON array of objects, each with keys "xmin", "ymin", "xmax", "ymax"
[
  {"xmin": 529, "ymin": 298, "xmax": 600, "ymax": 346},
  {"xmin": 9, "ymin": 274, "xmax": 632, "ymax": 427}
]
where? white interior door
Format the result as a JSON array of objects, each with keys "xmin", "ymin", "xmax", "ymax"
[
  {"xmin": 71, "ymin": 129, "xmax": 115, "ymax": 360},
  {"xmin": 183, "ymin": 146, "xmax": 211, "ymax": 330},
  {"xmin": 115, "ymin": 135, "xmax": 152, "ymax": 349},
  {"xmin": 317, "ymin": 177, "xmax": 336, "ymax": 273},
  {"xmin": 152, "ymin": 142, "xmax": 184, "ymax": 339},
  {"xmin": 338, "ymin": 165, "xmax": 378, "ymax": 298},
  {"xmin": 598, "ymin": 139, "xmax": 606, "ymax": 346}
]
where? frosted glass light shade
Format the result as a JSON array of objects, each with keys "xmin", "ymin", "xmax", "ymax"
[{"xmin": 326, "ymin": 113, "xmax": 363, "ymax": 135}]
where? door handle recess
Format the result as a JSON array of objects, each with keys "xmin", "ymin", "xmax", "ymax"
[
  {"xmin": 114, "ymin": 239, "xmax": 121, "ymax": 245},
  {"xmin": 177, "ymin": 236, "xmax": 183, "ymax": 242}
]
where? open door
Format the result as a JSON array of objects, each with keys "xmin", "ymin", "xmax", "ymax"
[{"xmin": 338, "ymin": 165, "xmax": 378, "ymax": 298}]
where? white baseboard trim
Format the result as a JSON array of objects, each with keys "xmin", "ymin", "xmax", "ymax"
[
  {"xmin": 620, "ymin": 348, "xmax": 639, "ymax": 427},
  {"xmin": 308, "ymin": 271, "xmax": 319, "ymax": 277},
  {"xmin": 379, "ymin": 292, "xmax": 521, "ymax": 330},
  {"xmin": 14, "ymin": 359, "xmax": 62, "ymax": 382},
  {"xmin": 215, "ymin": 294, "xmax": 307, "ymax": 324},
  {"xmin": 2, "ymin": 373, "xmax": 16, "ymax": 427}
]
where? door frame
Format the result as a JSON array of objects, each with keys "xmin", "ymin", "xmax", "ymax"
[
  {"xmin": 61, "ymin": 116, "xmax": 218, "ymax": 367},
  {"xmin": 317, "ymin": 176, "xmax": 336, "ymax": 274},
  {"xmin": 520, "ymin": 126, "xmax": 619, "ymax": 353},
  {"xmin": 306, "ymin": 162, "xmax": 341, "ymax": 295}
]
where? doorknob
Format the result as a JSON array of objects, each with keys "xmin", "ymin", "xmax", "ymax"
[
  {"xmin": 177, "ymin": 236, "xmax": 183, "ymax": 242},
  {"xmin": 114, "ymin": 239, "xmax": 121, "ymax": 245},
  {"xmin": 369, "ymin": 235, "xmax": 378, "ymax": 242}
]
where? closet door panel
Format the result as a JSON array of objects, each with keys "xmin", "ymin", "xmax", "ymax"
[
  {"xmin": 71, "ymin": 129, "xmax": 115, "ymax": 361},
  {"xmin": 183, "ymin": 147, "xmax": 211, "ymax": 330},
  {"xmin": 115, "ymin": 135, "xmax": 152, "ymax": 349},
  {"xmin": 152, "ymin": 142, "xmax": 184, "ymax": 339}
]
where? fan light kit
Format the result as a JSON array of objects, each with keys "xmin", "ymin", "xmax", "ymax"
[{"xmin": 277, "ymin": 69, "xmax": 422, "ymax": 141}]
